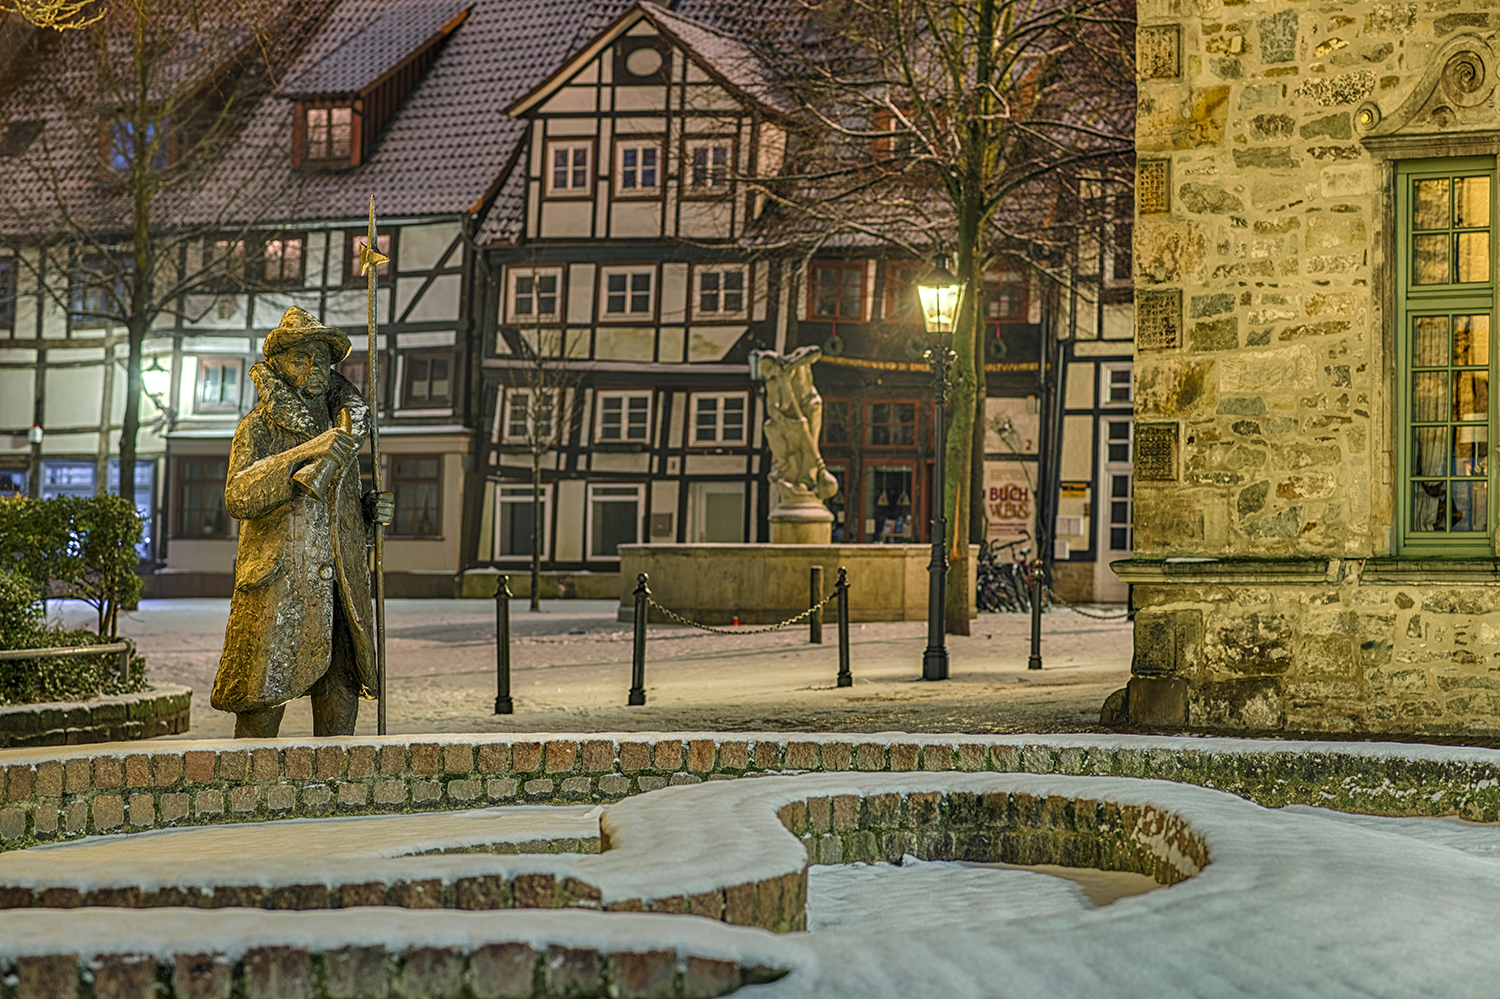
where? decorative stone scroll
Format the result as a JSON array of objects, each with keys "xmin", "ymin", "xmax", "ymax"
[
  {"xmin": 1361, "ymin": 34, "xmax": 1500, "ymax": 142},
  {"xmin": 1134, "ymin": 423, "xmax": 1180, "ymax": 481},
  {"xmin": 1138, "ymin": 160, "xmax": 1170, "ymax": 215},
  {"xmin": 1139, "ymin": 25, "xmax": 1180, "ymax": 81},
  {"xmin": 1136, "ymin": 289, "xmax": 1182, "ymax": 352}
]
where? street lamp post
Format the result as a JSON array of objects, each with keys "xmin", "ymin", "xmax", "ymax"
[{"xmin": 917, "ymin": 262, "xmax": 961, "ymax": 682}]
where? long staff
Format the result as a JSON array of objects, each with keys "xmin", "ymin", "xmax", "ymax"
[{"xmin": 360, "ymin": 195, "xmax": 390, "ymax": 735}]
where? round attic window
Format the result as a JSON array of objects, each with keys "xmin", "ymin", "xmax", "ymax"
[{"xmin": 625, "ymin": 46, "xmax": 663, "ymax": 77}]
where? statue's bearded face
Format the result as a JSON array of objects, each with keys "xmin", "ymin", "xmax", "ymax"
[{"xmin": 272, "ymin": 341, "xmax": 332, "ymax": 399}]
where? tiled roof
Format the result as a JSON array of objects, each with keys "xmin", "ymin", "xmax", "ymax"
[
  {"xmin": 640, "ymin": 3, "xmax": 795, "ymax": 117},
  {"xmin": 279, "ymin": 2, "xmax": 469, "ymax": 97}
]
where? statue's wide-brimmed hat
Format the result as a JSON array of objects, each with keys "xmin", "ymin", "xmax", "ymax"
[{"xmin": 263, "ymin": 306, "xmax": 352, "ymax": 362}]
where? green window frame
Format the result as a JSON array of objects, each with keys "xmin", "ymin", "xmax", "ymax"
[{"xmin": 1397, "ymin": 157, "xmax": 1497, "ymax": 553}]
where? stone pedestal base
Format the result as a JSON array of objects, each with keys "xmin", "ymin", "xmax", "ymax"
[{"xmin": 768, "ymin": 497, "xmax": 834, "ymax": 545}]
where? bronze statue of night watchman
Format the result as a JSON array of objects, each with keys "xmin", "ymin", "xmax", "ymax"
[{"xmin": 211, "ymin": 306, "xmax": 393, "ymax": 738}]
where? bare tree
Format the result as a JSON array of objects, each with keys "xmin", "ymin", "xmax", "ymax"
[
  {"xmin": 734, "ymin": 0, "xmax": 1135, "ymax": 632},
  {"xmin": 0, "ymin": 0, "xmax": 329, "ymax": 501}
]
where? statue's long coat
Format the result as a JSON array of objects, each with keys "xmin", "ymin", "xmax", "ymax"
[{"xmin": 210, "ymin": 363, "xmax": 376, "ymax": 713}]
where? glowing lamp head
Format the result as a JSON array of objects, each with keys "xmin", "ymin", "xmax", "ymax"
[{"xmin": 917, "ymin": 261, "xmax": 961, "ymax": 340}]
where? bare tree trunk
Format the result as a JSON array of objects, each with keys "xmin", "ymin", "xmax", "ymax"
[{"xmin": 530, "ymin": 449, "xmax": 541, "ymax": 611}]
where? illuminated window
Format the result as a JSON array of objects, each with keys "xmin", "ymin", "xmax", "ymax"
[
  {"xmin": 304, "ymin": 106, "xmax": 353, "ymax": 164},
  {"xmin": 809, "ymin": 261, "xmax": 865, "ymax": 321}
]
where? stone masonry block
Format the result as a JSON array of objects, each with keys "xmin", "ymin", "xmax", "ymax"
[
  {"xmin": 338, "ymin": 783, "xmax": 369, "ymax": 809},
  {"xmin": 231, "ymin": 786, "xmax": 259, "ymax": 815},
  {"xmin": 301, "ymin": 785, "xmax": 332, "ymax": 812},
  {"xmin": 545, "ymin": 740, "xmax": 577, "ymax": 772},
  {"xmin": 546, "ymin": 946, "xmax": 602, "ymax": 997},
  {"xmin": 750, "ymin": 740, "xmax": 783, "ymax": 770},
  {"xmin": 599, "ymin": 775, "xmax": 630, "ymax": 797},
  {"xmin": 124, "ymin": 754, "xmax": 149, "ymax": 788},
  {"xmin": 93, "ymin": 756, "xmax": 122, "ymax": 788},
  {"xmin": 251, "ymin": 749, "xmax": 279, "ymax": 782},
  {"xmin": 184, "ymin": 752, "xmax": 215, "ymax": 785},
  {"xmin": 890, "ymin": 744, "xmax": 919, "ymax": 771},
  {"xmin": 618, "ymin": 742, "xmax": 651, "ymax": 772},
  {"xmin": 806, "ymin": 796, "xmax": 830, "ymax": 832},
  {"xmin": 18, "ymin": 954, "xmax": 78, "ymax": 999},
  {"xmin": 486, "ymin": 778, "xmax": 518, "ymax": 801},
  {"xmin": 689, "ymin": 890, "xmax": 725, "ymax": 921},
  {"xmin": 244, "ymin": 947, "xmax": 311, "ymax": 999},
  {"xmin": 513, "ymin": 873, "xmax": 556, "ymax": 908},
  {"xmin": 855, "ymin": 743, "xmax": 885, "ymax": 771},
  {"xmin": 127, "ymin": 793, "xmax": 154, "ymax": 827},
  {"xmin": 612, "ymin": 949, "xmax": 674, "ymax": 999},
  {"xmin": 93, "ymin": 794, "xmax": 125, "ymax": 831},
  {"xmin": 718, "ymin": 740, "xmax": 749, "ymax": 770},
  {"xmin": 909, "ymin": 791, "xmax": 941, "ymax": 826},
  {"xmin": 388, "ymin": 879, "xmax": 443, "ymax": 909},
  {"xmin": 684, "ymin": 957, "xmax": 739, "ymax": 996},
  {"xmin": 373, "ymin": 781, "xmax": 406, "ymax": 806},
  {"xmin": 559, "ymin": 776, "xmax": 592, "ymax": 800},
  {"xmin": 61, "ymin": 802, "xmax": 85, "ymax": 834},
  {"xmin": 35, "ymin": 761, "xmax": 62, "ymax": 797},
  {"xmin": 412, "ymin": 781, "xmax": 441, "ymax": 805},
  {"xmin": 401, "ymin": 947, "xmax": 464, "ymax": 999},
  {"xmin": 315, "ymin": 747, "xmax": 344, "ymax": 780},
  {"xmin": 512, "ymin": 741, "xmax": 543, "ymax": 774},
  {"xmin": 284, "ymin": 747, "xmax": 313, "ymax": 780},
  {"xmin": 322, "ymin": 946, "xmax": 387, "ymax": 999},
  {"xmin": 174, "ymin": 954, "xmax": 232, "ymax": 999},
  {"xmin": 920, "ymin": 743, "xmax": 954, "ymax": 771},
  {"xmin": 347, "ymin": 746, "xmax": 376, "ymax": 779},
  {"xmin": 670, "ymin": 773, "xmax": 701, "ymax": 786},
  {"xmin": 581, "ymin": 739, "xmax": 614, "ymax": 772},
  {"xmin": 444, "ymin": 743, "xmax": 474, "ymax": 774},
  {"xmin": 219, "ymin": 751, "xmax": 248, "ymax": 782},
  {"xmin": 160, "ymin": 793, "xmax": 189, "ymax": 823},
  {"xmin": 447, "ymin": 779, "xmax": 481, "ymax": 803},
  {"xmin": 523, "ymin": 779, "xmax": 554, "ymax": 801},
  {"xmin": 784, "ymin": 742, "xmax": 817, "ymax": 770},
  {"xmin": 379, "ymin": 745, "xmax": 406, "ymax": 775},
  {"xmin": 957, "ymin": 744, "xmax": 988, "ymax": 771},
  {"xmin": 637, "ymin": 776, "xmax": 667, "ymax": 792},
  {"xmin": 154, "ymin": 753, "xmax": 184, "ymax": 787},
  {"xmin": 411, "ymin": 738, "xmax": 438, "ymax": 768},
  {"xmin": 7, "ymin": 764, "xmax": 32, "ymax": 801},
  {"xmin": 267, "ymin": 785, "xmax": 297, "ymax": 813},
  {"xmin": 65, "ymin": 757, "xmax": 89, "ymax": 794},
  {"xmin": 687, "ymin": 740, "xmax": 715, "ymax": 772},
  {"xmin": 470, "ymin": 943, "xmax": 534, "ymax": 999},
  {"xmin": 0, "ymin": 807, "xmax": 25, "ymax": 841},
  {"xmin": 476, "ymin": 743, "xmax": 510, "ymax": 774},
  {"xmin": 823, "ymin": 742, "xmax": 852, "ymax": 771},
  {"xmin": 832, "ymin": 794, "xmax": 859, "ymax": 830},
  {"xmin": 652, "ymin": 740, "xmax": 683, "ymax": 771},
  {"xmin": 34, "ymin": 805, "xmax": 59, "ymax": 836},
  {"xmin": 91, "ymin": 954, "xmax": 156, "ymax": 999}
]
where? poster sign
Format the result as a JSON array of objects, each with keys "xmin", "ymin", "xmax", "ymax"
[{"xmin": 983, "ymin": 461, "xmax": 1035, "ymax": 548}]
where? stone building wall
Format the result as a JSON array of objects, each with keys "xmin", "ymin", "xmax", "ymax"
[{"xmin": 1123, "ymin": 1, "xmax": 1500, "ymax": 732}]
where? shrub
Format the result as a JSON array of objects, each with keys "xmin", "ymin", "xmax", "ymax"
[{"xmin": 0, "ymin": 493, "xmax": 143, "ymax": 637}]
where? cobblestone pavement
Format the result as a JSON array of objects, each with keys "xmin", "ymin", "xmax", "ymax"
[{"xmin": 58, "ymin": 599, "xmax": 1133, "ymax": 739}]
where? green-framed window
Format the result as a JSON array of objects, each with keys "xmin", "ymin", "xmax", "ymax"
[{"xmin": 1397, "ymin": 157, "xmax": 1496, "ymax": 552}]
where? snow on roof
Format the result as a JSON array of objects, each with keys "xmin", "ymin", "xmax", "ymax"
[{"xmin": 278, "ymin": 2, "xmax": 471, "ymax": 98}]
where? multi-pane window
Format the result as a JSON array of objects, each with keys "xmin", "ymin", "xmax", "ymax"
[
  {"xmin": 984, "ymin": 261, "xmax": 1027, "ymax": 322},
  {"xmin": 71, "ymin": 257, "xmax": 126, "ymax": 325},
  {"xmin": 403, "ymin": 353, "xmax": 452, "ymax": 406},
  {"xmin": 810, "ymin": 262, "xmax": 865, "ymax": 321},
  {"xmin": 883, "ymin": 262, "xmax": 923, "ymax": 319},
  {"xmin": 588, "ymin": 483, "xmax": 642, "ymax": 558},
  {"xmin": 694, "ymin": 265, "xmax": 747, "ymax": 319},
  {"xmin": 865, "ymin": 401, "xmax": 917, "ymax": 446},
  {"xmin": 390, "ymin": 456, "xmax": 441, "ymax": 536},
  {"xmin": 41, "ymin": 461, "xmax": 95, "ymax": 499},
  {"xmin": 601, "ymin": 266, "xmax": 654, "ymax": 319},
  {"xmin": 685, "ymin": 139, "xmax": 731, "ymax": 192},
  {"xmin": 1101, "ymin": 364, "xmax": 1133, "ymax": 406},
  {"xmin": 597, "ymin": 391, "xmax": 651, "ymax": 442},
  {"xmin": 1399, "ymin": 158, "xmax": 1497, "ymax": 550},
  {"xmin": 304, "ymin": 107, "xmax": 353, "ymax": 164},
  {"xmin": 177, "ymin": 459, "xmax": 229, "ymax": 538},
  {"xmin": 502, "ymin": 389, "xmax": 557, "ymax": 444},
  {"xmin": 616, "ymin": 140, "xmax": 660, "ymax": 195},
  {"xmin": 691, "ymin": 393, "xmax": 746, "ymax": 445},
  {"xmin": 0, "ymin": 258, "xmax": 14, "ymax": 327},
  {"xmin": 496, "ymin": 484, "xmax": 548, "ymax": 559},
  {"xmin": 197, "ymin": 358, "xmax": 242, "ymax": 412},
  {"xmin": 1102, "ymin": 419, "xmax": 1133, "ymax": 554},
  {"xmin": 206, "ymin": 238, "xmax": 247, "ymax": 291},
  {"xmin": 1112, "ymin": 221, "xmax": 1133, "ymax": 282},
  {"xmin": 546, "ymin": 140, "xmax": 591, "ymax": 196},
  {"xmin": 261, "ymin": 237, "xmax": 304, "ymax": 285},
  {"xmin": 107, "ymin": 119, "xmax": 170, "ymax": 172},
  {"xmin": 506, "ymin": 266, "xmax": 563, "ymax": 324},
  {"xmin": 345, "ymin": 230, "xmax": 393, "ymax": 283},
  {"xmin": 823, "ymin": 399, "xmax": 850, "ymax": 445}
]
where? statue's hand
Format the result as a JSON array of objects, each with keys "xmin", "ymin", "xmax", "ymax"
[
  {"xmin": 313, "ymin": 426, "xmax": 358, "ymax": 465},
  {"xmin": 363, "ymin": 490, "xmax": 394, "ymax": 525}
]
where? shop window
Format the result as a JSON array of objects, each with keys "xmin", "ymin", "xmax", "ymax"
[
  {"xmin": 196, "ymin": 358, "xmax": 243, "ymax": 413},
  {"xmin": 596, "ymin": 390, "xmax": 651, "ymax": 442},
  {"xmin": 865, "ymin": 401, "xmax": 917, "ymax": 447},
  {"xmin": 546, "ymin": 139, "xmax": 592, "ymax": 197},
  {"xmin": 496, "ymin": 484, "xmax": 549, "ymax": 559},
  {"xmin": 345, "ymin": 229, "xmax": 394, "ymax": 284},
  {"xmin": 810, "ymin": 261, "xmax": 865, "ymax": 321},
  {"xmin": 865, "ymin": 465, "xmax": 914, "ymax": 542},
  {"xmin": 690, "ymin": 392, "xmax": 746, "ymax": 445},
  {"xmin": 506, "ymin": 266, "xmax": 563, "ymax": 325},
  {"xmin": 390, "ymin": 456, "xmax": 441, "ymax": 536},
  {"xmin": 41, "ymin": 461, "xmax": 95, "ymax": 499},
  {"xmin": 588, "ymin": 483, "xmax": 642, "ymax": 558},
  {"xmin": 403, "ymin": 353, "xmax": 452, "ymax": 406},
  {"xmin": 177, "ymin": 459, "xmax": 229, "ymax": 538}
]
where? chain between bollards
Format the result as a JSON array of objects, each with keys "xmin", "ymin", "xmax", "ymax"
[
  {"xmin": 628, "ymin": 573, "xmax": 648, "ymax": 706},
  {"xmin": 836, "ymin": 566, "xmax": 852, "ymax": 687},
  {"xmin": 494, "ymin": 575, "xmax": 514, "ymax": 714},
  {"xmin": 810, "ymin": 565, "xmax": 824, "ymax": 645}
]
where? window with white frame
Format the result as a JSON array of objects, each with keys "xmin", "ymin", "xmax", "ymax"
[
  {"xmin": 615, "ymin": 139, "xmax": 661, "ymax": 196},
  {"xmin": 1100, "ymin": 363, "xmax": 1133, "ymax": 406},
  {"xmin": 690, "ymin": 392, "xmax": 747, "ymax": 446},
  {"xmin": 495, "ymin": 484, "xmax": 549, "ymax": 560},
  {"xmin": 600, "ymin": 265, "xmax": 655, "ymax": 320},
  {"xmin": 545, "ymin": 139, "xmax": 591, "ymax": 196},
  {"xmin": 693, "ymin": 264, "xmax": 748, "ymax": 320},
  {"xmin": 684, "ymin": 139, "xmax": 732, "ymax": 193},
  {"xmin": 506, "ymin": 266, "xmax": 563, "ymax": 325},
  {"xmin": 501, "ymin": 388, "xmax": 558, "ymax": 444},
  {"xmin": 196, "ymin": 357, "xmax": 242, "ymax": 413},
  {"xmin": 588, "ymin": 483, "xmax": 643, "ymax": 559},
  {"xmin": 596, "ymin": 390, "xmax": 652, "ymax": 443}
]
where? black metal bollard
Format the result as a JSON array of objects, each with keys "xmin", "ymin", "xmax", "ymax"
[
  {"xmin": 628, "ymin": 573, "xmax": 648, "ymax": 706},
  {"xmin": 836, "ymin": 566, "xmax": 852, "ymax": 687},
  {"xmin": 1027, "ymin": 569, "xmax": 1043, "ymax": 670},
  {"xmin": 809, "ymin": 565, "xmax": 824, "ymax": 644},
  {"xmin": 494, "ymin": 576, "xmax": 514, "ymax": 713}
]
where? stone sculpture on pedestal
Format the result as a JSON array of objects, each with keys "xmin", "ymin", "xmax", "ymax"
[{"xmin": 752, "ymin": 346, "xmax": 839, "ymax": 543}]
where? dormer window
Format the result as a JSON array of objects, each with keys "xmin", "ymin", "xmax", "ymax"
[
  {"xmin": 102, "ymin": 118, "xmax": 173, "ymax": 173},
  {"xmin": 304, "ymin": 106, "xmax": 354, "ymax": 166}
]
